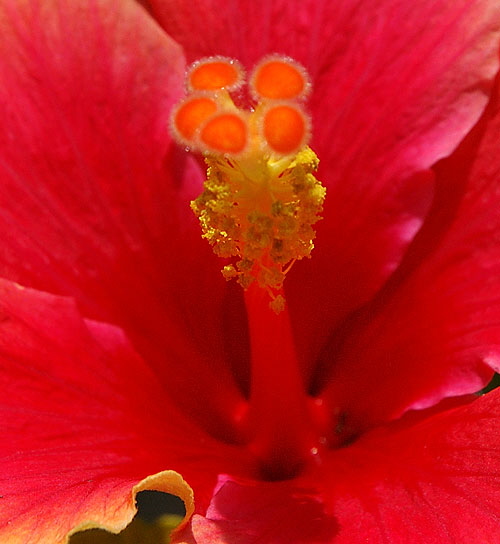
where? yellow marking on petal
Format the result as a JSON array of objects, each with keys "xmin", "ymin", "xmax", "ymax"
[{"xmin": 67, "ymin": 471, "xmax": 193, "ymax": 544}]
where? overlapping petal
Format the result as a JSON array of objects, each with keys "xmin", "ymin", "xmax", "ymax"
[
  {"xmin": 1, "ymin": 1, "xmax": 500, "ymax": 543},
  {"xmin": 146, "ymin": 0, "xmax": 500, "ymax": 376},
  {"xmin": 178, "ymin": 389, "xmax": 500, "ymax": 544},
  {"xmin": 324, "ymin": 388, "xmax": 500, "ymax": 543},
  {"xmin": 1, "ymin": 0, "xmax": 499, "ymax": 421},
  {"xmin": 0, "ymin": 0, "xmax": 247, "ymax": 435},
  {"xmin": 318, "ymin": 77, "xmax": 500, "ymax": 431},
  {"xmin": 0, "ymin": 278, "xmax": 252, "ymax": 543}
]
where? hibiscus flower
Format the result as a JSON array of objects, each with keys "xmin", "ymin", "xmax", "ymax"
[{"xmin": 2, "ymin": 0, "xmax": 500, "ymax": 543}]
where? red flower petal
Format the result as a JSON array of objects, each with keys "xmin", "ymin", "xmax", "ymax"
[
  {"xmin": 0, "ymin": 278, "xmax": 252, "ymax": 542},
  {"xmin": 177, "ymin": 389, "xmax": 500, "ymax": 544},
  {"xmin": 318, "ymin": 77, "xmax": 500, "ymax": 432},
  {"xmin": 178, "ymin": 476, "xmax": 338, "ymax": 544},
  {"xmin": 288, "ymin": 0, "xmax": 500, "ymax": 374},
  {"xmin": 0, "ymin": 0, "xmax": 247, "ymax": 435},
  {"xmin": 324, "ymin": 389, "xmax": 500, "ymax": 543},
  {"xmin": 148, "ymin": 0, "xmax": 500, "ymax": 376}
]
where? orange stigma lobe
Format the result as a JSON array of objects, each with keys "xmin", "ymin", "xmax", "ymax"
[
  {"xmin": 172, "ymin": 95, "xmax": 218, "ymax": 142},
  {"xmin": 200, "ymin": 113, "xmax": 248, "ymax": 154},
  {"xmin": 251, "ymin": 57, "xmax": 309, "ymax": 100},
  {"xmin": 263, "ymin": 104, "xmax": 308, "ymax": 155},
  {"xmin": 188, "ymin": 57, "xmax": 243, "ymax": 91}
]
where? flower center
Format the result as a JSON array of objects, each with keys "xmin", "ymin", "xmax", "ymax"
[{"xmin": 171, "ymin": 55, "xmax": 326, "ymax": 312}]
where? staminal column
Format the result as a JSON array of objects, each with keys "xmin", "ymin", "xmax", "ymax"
[{"xmin": 245, "ymin": 285, "xmax": 315, "ymax": 480}]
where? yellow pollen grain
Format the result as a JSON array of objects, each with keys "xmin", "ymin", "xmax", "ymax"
[{"xmin": 191, "ymin": 147, "xmax": 325, "ymax": 310}]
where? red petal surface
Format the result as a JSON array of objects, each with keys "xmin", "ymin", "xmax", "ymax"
[
  {"xmin": 326, "ymin": 389, "xmax": 500, "ymax": 543},
  {"xmin": 0, "ymin": 278, "xmax": 251, "ymax": 543},
  {"xmin": 319, "ymin": 78, "xmax": 500, "ymax": 431},
  {"xmin": 178, "ymin": 389, "xmax": 500, "ymax": 544},
  {"xmin": 180, "ymin": 476, "xmax": 338, "ymax": 544},
  {"xmin": 147, "ymin": 0, "xmax": 500, "ymax": 376},
  {"xmin": 0, "ymin": 0, "xmax": 247, "ymax": 436}
]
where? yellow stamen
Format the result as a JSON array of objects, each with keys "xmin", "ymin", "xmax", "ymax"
[{"xmin": 191, "ymin": 147, "xmax": 325, "ymax": 308}]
